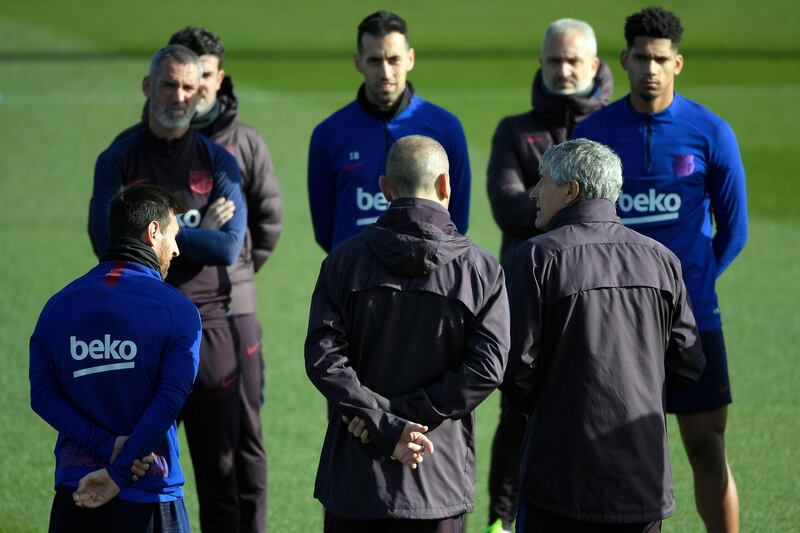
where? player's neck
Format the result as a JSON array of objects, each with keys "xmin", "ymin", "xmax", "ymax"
[{"xmin": 629, "ymin": 91, "xmax": 674, "ymax": 114}]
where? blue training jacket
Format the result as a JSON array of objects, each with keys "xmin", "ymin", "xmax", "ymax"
[
  {"xmin": 573, "ymin": 93, "xmax": 748, "ymax": 331},
  {"xmin": 30, "ymin": 260, "xmax": 201, "ymax": 502},
  {"xmin": 308, "ymin": 93, "xmax": 471, "ymax": 253}
]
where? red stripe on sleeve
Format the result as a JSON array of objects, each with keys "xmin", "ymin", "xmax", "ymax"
[{"xmin": 104, "ymin": 261, "xmax": 127, "ymax": 286}]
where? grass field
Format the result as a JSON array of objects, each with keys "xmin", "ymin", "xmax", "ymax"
[{"xmin": 1, "ymin": 1, "xmax": 799, "ymax": 531}]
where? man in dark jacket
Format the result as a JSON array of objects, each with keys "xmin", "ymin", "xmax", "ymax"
[
  {"xmin": 484, "ymin": 19, "xmax": 612, "ymax": 533},
  {"xmin": 305, "ymin": 135, "xmax": 509, "ymax": 532},
  {"xmin": 167, "ymin": 26, "xmax": 282, "ymax": 533},
  {"xmin": 503, "ymin": 139, "xmax": 706, "ymax": 532}
]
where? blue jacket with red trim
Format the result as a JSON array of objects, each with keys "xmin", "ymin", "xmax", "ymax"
[
  {"xmin": 573, "ymin": 93, "xmax": 748, "ymax": 331},
  {"xmin": 89, "ymin": 125, "xmax": 246, "ymax": 323},
  {"xmin": 30, "ymin": 260, "xmax": 201, "ymax": 502}
]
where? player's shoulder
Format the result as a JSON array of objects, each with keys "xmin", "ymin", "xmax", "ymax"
[
  {"xmin": 411, "ymin": 94, "xmax": 463, "ymax": 127},
  {"xmin": 227, "ymin": 118, "xmax": 263, "ymax": 141},
  {"xmin": 461, "ymin": 240, "xmax": 503, "ymax": 278},
  {"xmin": 161, "ymin": 284, "xmax": 201, "ymax": 324},
  {"xmin": 574, "ymin": 97, "xmax": 628, "ymax": 133},
  {"xmin": 673, "ymin": 93, "xmax": 736, "ymax": 140},
  {"xmin": 99, "ymin": 124, "xmax": 142, "ymax": 162},
  {"xmin": 313, "ymin": 99, "xmax": 362, "ymax": 135}
]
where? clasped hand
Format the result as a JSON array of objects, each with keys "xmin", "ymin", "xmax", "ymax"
[
  {"xmin": 342, "ymin": 415, "xmax": 434, "ymax": 470},
  {"xmin": 72, "ymin": 435, "xmax": 156, "ymax": 509}
]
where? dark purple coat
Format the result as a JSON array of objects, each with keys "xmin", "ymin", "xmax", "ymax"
[
  {"xmin": 305, "ymin": 198, "xmax": 509, "ymax": 519},
  {"xmin": 503, "ymin": 199, "xmax": 705, "ymax": 523},
  {"xmin": 487, "ymin": 63, "xmax": 613, "ymax": 267}
]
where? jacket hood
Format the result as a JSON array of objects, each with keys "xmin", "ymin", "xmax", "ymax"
[
  {"xmin": 531, "ymin": 60, "xmax": 613, "ymax": 126},
  {"xmin": 363, "ymin": 198, "xmax": 472, "ymax": 277}
]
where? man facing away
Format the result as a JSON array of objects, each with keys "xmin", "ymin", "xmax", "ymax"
[
  {"xmin": 89, "ymin": 44, "xmax": 250, "ymax": 532},
  {"xmin": 574, "ymin": 7, "xmax": 747, "ymax": 531},
  {"xmin": 31, "ymin": 185, "xmax": 202, "ymax": 532},
  {"xmin": 484, "ymin": 18, "xmax": 612, "ymax": 533},
  {"xmin": 305, "ymin": 135, "xmax": 509, "ymax": 532},
  {"xmin": 503, "ymin": 139, "xmax": 706, "ymax": 532},
  {"xmin": 308, "ymin": 10, "xmax": 471, "ymax": 253}
]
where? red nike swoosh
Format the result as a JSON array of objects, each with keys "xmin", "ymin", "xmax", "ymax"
[
  {"xmin": 343, "ymin": 161, "xmax": 366, "ymax": 173},
  {"xmin": 246, "ymin": 342, "xmax": 261, "ymax": 357},
  {"xmin": 220, "ymin": 375, "xmax": 236, "ymax": 388}
]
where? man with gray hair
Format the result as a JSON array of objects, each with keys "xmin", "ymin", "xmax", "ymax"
[
  {"xmin": 89, "ymin": 44, "xmax": 248, "ymax": 532},
  {"xmin": 502, "ymin": 139, "xmax": 706, "ymax": 532},
  {"xmin": 305, "ymin": 135, "xmax": 508, "ymax": 532},
  {"xmin": 485, "ymin": 18, "xmax": 612, "ymax": 532}
]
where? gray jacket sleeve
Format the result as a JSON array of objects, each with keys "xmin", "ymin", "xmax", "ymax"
[
  {"xmin": 487, "ymin": 118, "xmax": 539, "ymax": 240},
  {"xmin": 244, "ymin": 131, "xmax": 282, "ymax": 271},
  {"xmin": 305, "ymin": 259, "xmax": 408, "ymax": 457},
  {"xmin": 500, "ymin": 242, "xmax": 543, "ymax": 413}
]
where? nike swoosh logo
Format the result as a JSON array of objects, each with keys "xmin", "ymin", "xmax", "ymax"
[
  {"xmin": 343, "ymin": 161, "xmax": 366, "ymax": 173},
  {"xmin": 220, "ymin": 375, "xmax": 236, "ymax": 388},
  {"xmin": 246, "ymin": 342, "xmax": 261, "ymax": 357}
]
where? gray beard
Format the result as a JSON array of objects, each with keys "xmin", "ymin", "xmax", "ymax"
[{"xmin": 154, "ymin": 108, "xmax": 194, "ymax": 130}]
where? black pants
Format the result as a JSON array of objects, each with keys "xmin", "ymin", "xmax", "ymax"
[
  {"xmin": 324, "ymin": 511, "xmax": 464, "ymax": 533},
  {"xmin": 488, "ymin": 392, "xmax": 527, "ymax": 528},
  {"xmin": 517, "ymin": 505, "xmax": 661, "ymax": 533},
  {"xmin": 181, "ymin": 314, "xmax": 267, "ymax": 533},
  {"xmin": 49, "ymin": 486, "xmax": 189, "ymax": 533}
]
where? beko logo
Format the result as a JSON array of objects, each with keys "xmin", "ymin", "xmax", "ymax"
[
  {"xmin": 356, "ymin": 187, "xmax": 388, "ymax": 226},
  {"xmin": 618, "ymin": 189, "xmax": 681, "ymax": 224},
  {"xmin": 70, "ymin": 335, "xmax": 137, "ymax": 378},
  {"xmin": 177, "ymin": 209, "xmax": 202, "ymax": 228}
]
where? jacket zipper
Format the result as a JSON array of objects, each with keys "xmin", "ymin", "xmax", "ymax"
[
  {"xmin": 384, "ymin": 121, "xmax": 392, "ymax": 155},
  {"xmin": 645, "ymin": 115, "xmax": 652, "ymax": 174}
]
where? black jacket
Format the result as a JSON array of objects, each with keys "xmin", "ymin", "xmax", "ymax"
[
  {"xmin": 487, "ymin": 63, "xmax": 613, "ymax": 267},
  {"xmin": 305, "ymin": 198, "xmax": 509, "ymax": 519},
  {"xmin": 502, "ymin": 199, "xmax": 705, "ymax": 523}
]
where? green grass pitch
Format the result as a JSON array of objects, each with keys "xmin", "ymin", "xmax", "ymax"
[{"xmin": 1, "ymin": 1, "xmax": 798, "ymax": 531}]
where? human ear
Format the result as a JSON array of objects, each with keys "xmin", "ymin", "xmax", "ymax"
[{"xmin": 378, "ymin": 176, "xmax": 394, "ymax": 202}]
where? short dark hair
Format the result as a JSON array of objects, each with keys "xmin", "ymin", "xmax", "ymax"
[
  {"xmin": 108, "ymin": 185, "xmax": 184, "ymax": 240},
  {"xmin": 624, "ymin": 7, "xmax": 683, "ymax": 48},
  {"xmin": 357, "ymin": 11, "xmax": 408, "ymax": 52},
  {"xmin": 169, "ymin": 26, "xmax": 225, "ymax": 68}
]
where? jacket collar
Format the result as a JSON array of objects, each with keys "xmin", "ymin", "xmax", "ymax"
[
  {"xmin": 141, "ymin": 121, "xmax": 194, "ymax": 154},
  {"xmin": 377, "ymin": 197, "xmax": 456, "ymax": 234},
  {"xmin": 531, "ymin": 60, "xmax": 614, "ymax": 126},
  {"xmin": 623, "ymin": 91, "xmax": 684, "ymax": 118},
  {"xmin": 194, "ymin": 76, "xmax": 239, "ymax": 136},
  {"xmin": 548, "ymin": 199, "xmax": 620, "ymax": 230},
  {"xmin": 357, "ymin": 82, "xmax": 415, "ymax": 120}
]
